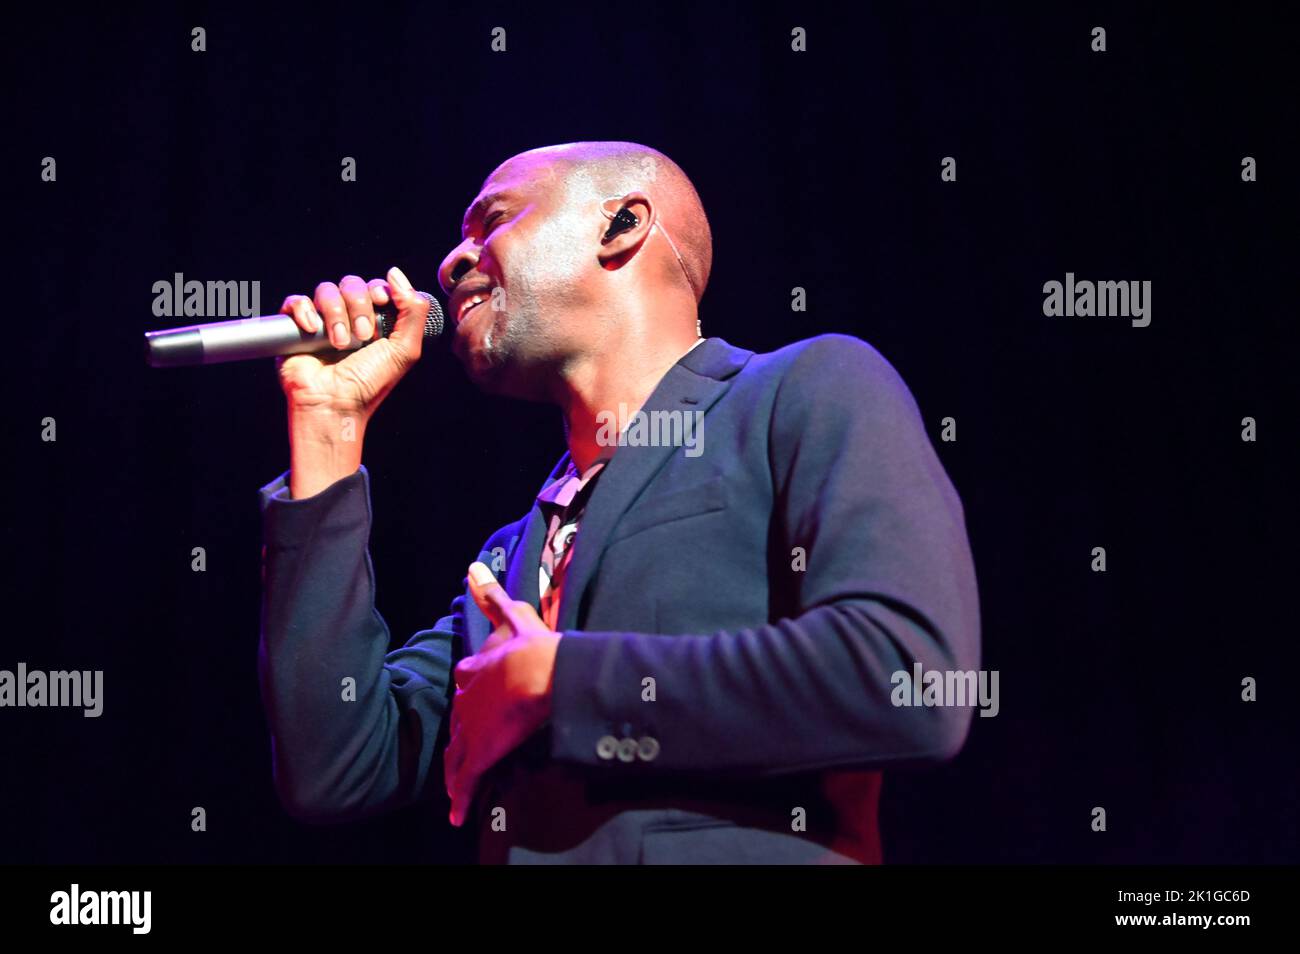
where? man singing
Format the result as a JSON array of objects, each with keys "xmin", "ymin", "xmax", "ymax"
[{"xmin": 258, "ymin": 141, "xmax": 980, "ymax": 864}]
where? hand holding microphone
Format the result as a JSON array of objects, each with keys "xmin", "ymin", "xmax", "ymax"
[
  {"xmin": 272, "ymin": 267, "xmax": 440, "ymax": 423},
  {"xmin": 145, "ymin": 266, "xmax": 442, "ymax": 499},
  {"xmin": 282, "ymin": 268, "xmax": 432, "ymax": 498},
  {"xmin": 145, "ymin": 266, "xmax": 443, "ymax": 368}
]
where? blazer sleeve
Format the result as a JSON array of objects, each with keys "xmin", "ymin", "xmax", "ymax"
[
  {"xmin": 547, "ymin": 334, "xmax": 982, "ymax": 775},
  {"xmin": 257, "ymin": 465, "xmax": 464, "ymax": 824}
]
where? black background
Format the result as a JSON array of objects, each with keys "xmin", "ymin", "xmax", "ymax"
[{"xmin": 5, "ymin": 2, "xmax": 1296, "ymax": 864}]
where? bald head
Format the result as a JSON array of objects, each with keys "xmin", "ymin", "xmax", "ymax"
[
  {"xmin": 439, "ymin": 141, "xmax": 713, "ymax": 400},
  {"xmin": 495, "ymin": 141, "xmax": 713, "ymax": 303}
]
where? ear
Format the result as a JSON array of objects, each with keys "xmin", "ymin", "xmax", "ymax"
[{"xmin": 596, "ymin": 191, "xmax": 654, "ymax": 269}]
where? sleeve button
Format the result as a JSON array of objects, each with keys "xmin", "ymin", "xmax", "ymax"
[{"xmin": 595, "ymin": 735, "xmax": 619, "ymax": 760}]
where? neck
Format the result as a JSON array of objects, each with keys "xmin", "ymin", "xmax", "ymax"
[{"xmin": 558, "ymin": 328, "xmax": 704, "ymax": 474}]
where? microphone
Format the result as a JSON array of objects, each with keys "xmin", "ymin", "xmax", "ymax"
[{"xmin": 144, "ymin": 292, "xmax": 445, "ymax": 367}]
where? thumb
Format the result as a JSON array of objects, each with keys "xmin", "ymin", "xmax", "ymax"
[
  {"xmin": 467, "ymin": 562, "xmax": 522, "ymax": 633},
  {"xmin": 384, "ymin": 265, "xmax": 433, "ymax": 355}
]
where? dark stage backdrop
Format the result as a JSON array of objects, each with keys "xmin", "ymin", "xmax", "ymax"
[{"xmin": 6, "ymin": 2, "xmax": 1295, "ymax": 864}]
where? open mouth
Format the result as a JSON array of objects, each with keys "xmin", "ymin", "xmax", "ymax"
[{"xmin": 456, "ymin": 292, "xmax": 492, "ymax": 325}]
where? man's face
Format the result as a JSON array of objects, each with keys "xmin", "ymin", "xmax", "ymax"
[{"xmin": 438, "ymin": 155, "xmax": 596, "ymax": 399}]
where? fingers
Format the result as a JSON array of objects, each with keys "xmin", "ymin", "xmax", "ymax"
[
  {"xmin": 443, "ymin": 753, "xmax": 461, "ymax": 822},
  {"xmin": 366, "ymin": 278, "xmax": 391, "ymax": 310},
  {"xmin": 289, "ymin": 270, "xmax": 420, "ymax": 352},
  {"xmin": 449, "ymin": 777, "xmax": 475, "ymax": 828},
  {"xmin": 445, "ymin": 735, "xmax": 479, "ymax": 828},
  {"xmin": 467, "ymin": 562, "xmax": 526, "ymax": 633},
  {"xmin": 281, "ymin": 295, "xmax": 323, "ymax": 335},
  {"xmin": 314, "ymin": 282, "xmax": 352, "ymax": 349},
  {"xmin": 338, "ymin": 274, "xmax": 377, "ymax": 344},
  {"xmin": 443, "ymin": 703, "xmax": 470, "ymax": 827}
]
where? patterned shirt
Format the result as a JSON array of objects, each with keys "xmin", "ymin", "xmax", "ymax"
[{"xmin": 535, "ymin": 457, "xmax": 611, "ymax": 631}]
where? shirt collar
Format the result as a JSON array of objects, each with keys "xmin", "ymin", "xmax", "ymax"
[{"xmin": 536, "ymin": 456, "xmax": 610, "ymax": 508}]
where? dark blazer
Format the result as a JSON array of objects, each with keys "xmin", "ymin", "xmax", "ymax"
[{"xmin": 257, "ymin": 334, "xmax": 981, "ymax": 863}]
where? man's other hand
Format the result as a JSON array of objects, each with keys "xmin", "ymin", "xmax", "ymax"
[{"xmin": 444, "ymin": 562, "xmax": 561, "ymax": 827}]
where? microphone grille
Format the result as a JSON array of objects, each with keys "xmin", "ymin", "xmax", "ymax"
[{"xmin": 376, "ymin": 291, "xmax": 445, "ymax": 339}]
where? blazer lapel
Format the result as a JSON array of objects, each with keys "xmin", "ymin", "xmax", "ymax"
[{"xmin": 554, "ymin": 337, "xmax": 752, "ymax": 633}]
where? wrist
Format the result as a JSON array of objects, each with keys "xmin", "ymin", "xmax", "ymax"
[
  {"xmin": 287, "ymin": 408, "xmax": 366, "ymax": 499},
  {"xmin": 289, "ymin": 402, "xmax": 368, "ymax": 439}
]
